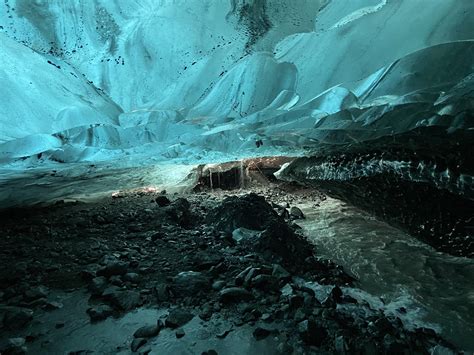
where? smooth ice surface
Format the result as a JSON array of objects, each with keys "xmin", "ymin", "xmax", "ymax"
[{"xmin": 0, "ymin": 0, "xmax": 473, "ymax": 204}]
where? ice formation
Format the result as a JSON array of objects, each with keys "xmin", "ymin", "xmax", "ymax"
[{"xmin": 0, "ymin": 0, "xmax": 473, "ymax": 214}]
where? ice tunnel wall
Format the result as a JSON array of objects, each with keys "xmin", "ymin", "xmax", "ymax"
[{"xmin": 0, "ymin": 0, "xmax": 473, "ymax": 255}]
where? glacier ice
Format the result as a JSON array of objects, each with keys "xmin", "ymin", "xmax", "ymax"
[{"xmin": 0, "ymin": 0, "xmax": 473, "ymax": 212}]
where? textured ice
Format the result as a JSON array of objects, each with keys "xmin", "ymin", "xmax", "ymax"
[{"xmin": 0, "ymin": 0, "xmax": 473, "ymax": 205}]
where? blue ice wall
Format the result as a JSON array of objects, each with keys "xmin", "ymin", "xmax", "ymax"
[{"xmin": 0, "ymin": 0, "xmax": 473, "ymax": 204}]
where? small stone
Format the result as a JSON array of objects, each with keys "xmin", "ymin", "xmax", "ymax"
[
  {"xmin": 123, "ymin": 273, "xmax": 140, "ymax": 283},
  {"xmin": 155, "ymin": 195, "xmax": 171, "ymax": 207},
  {"xmin": 2, "ymin": 307, "xmax": 33, "ymax": 330},
  {"xmin": 335, "ymin": 335, "xmax": 347, "ymax": 353},
  {"xmin": 251, "ymin": 274, "xmax": 278, "ymax": 291},
  {"xmin": 97, "ymin": 261, "xmax": 128, "ymax": 277},
  {"xmin": 109, "ymin": 275, "xmax": 123, "ymax": 286},
  {"xmin": 0, "ymin": 337, "xmax": 27, "ymax": 355},
  {"xmin": 23, "ymin": 286, "xmax": 48, "ymax": 302},
  {"xmin": 152, "ymin": 283, "xmax": 170, "ymax": 302},
  {"xmin": 329, "ymin": 286, "xmax": 343, "ymax": 303},
  {"xmin": 175, "ymin": 328, "xmax": 185, "ymax": 338},
  {"xmin": 88, "ymin": 276, "xmax": 108, "ymax": 296},
  {"xmin": 219, "ymin": 288, "xmax": 253, "ymax": 304},
  {"xmin": 55, "ymin": 321, "xmax": 65, "ymax": 329},
  {"xmin": 138, "ymin": 345, "xmax": 152, "ymax": 355},
  {"xmin": 280, "ymin": 283, "xmax": 293, "ymax": 297},
  {"xmin": 171, "ymin": 271, "xmax": 211, "ymax": 296},
  {"xmin": 165, "ymin": 309, "xmax": 194, "ymax": 328},
  {"xmin": 202, "ymin": 350, "xmax": 218, "ymax": 355},
  {"xmin": 133, "ymin": 323, "xmax": 161, "ymax": 338},
  {"xmin": 272, "ymin": 264, "xmax": 291, "ymax": 280},
  {"xmin": 131, "ymin": 338, "xmax": 147, "ymax": 352},
  {"xmin": 212, "ymin": 280, "xmax": 226, "ymax": 291},
  {"xmin": 235, "ymin": 266, "xmax": 253, "ymax": 286},
  {"xmin": 86, "ymin": 305, "xmax": 114, "ymax": 322},
  {"xmin": 44, "ymin": 301, "xmax": 63, "ymax": 311},
  {"xmin": 289, "ymin": 206, "xmax": 304, "ymax": 219},
  {"xmin": 289, "ymin": 295, "xmax": 304, "ymax": 310},
  {"xmin": 298, "ymin": 320, "xmax": 327, "ymax": 346},
  {"xmin": 253, "ymin": 327, "xmax": 271, "ymax": 340}
]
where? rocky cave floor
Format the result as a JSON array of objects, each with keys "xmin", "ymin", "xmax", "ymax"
[{"xmin": 0, "ymin": 182, "xmax": 457, "ymax": 354}]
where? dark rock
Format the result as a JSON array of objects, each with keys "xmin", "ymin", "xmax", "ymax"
[
  {"xmin": 0, "ymin": 337, "xmax": 27, "ymax": 355},
  {"xmin": 166, "ymin": 198, "xmax": 192, "ymax": 227},
  {"xmin": 88, "ymin": 276, "xmax": 108, "ymax": 296},
  {"xmin": 253, "ymin": 327, "xmax": 271, "ymax": 340},
  {"xmin": 329, "ymin": 286, "xmax": 343, "ymax": 303},
  {"xmin": 272, "ymin": 264, "xmax": 291, "ymax": 280},
  {"xmin": 374, "ymin": 317, "xmax": 393, "ymax": 334},
  {"xmin": 289, "ymin": 206, "xmax": 305, "ymax": 219},
  {"xmin": 102, "ymin": 288, "xmax": 141, "ymax": 310},
  {"xmin": 23, "ymin": 286, "xmax": 48, "ymax": 302},
  {"xmin": 133, "ymin": 323, "xmax": 161, "ymax": 338},
  {"xmin": 123, "ymin": 273, "xmax": 140, "ymax": 283},
  {"xmin": 155, "ymin": 195, "xmax": 171, "ymax": 207},
  {"xmin": 152, "ymin": 283, "xmax": 170, "ymax": 302},
  {"xmin": 202, "ymin": 350, "xmax": 218, "ymax": 355},
  {"xmin": 335, "ymin": 335, "xmax": 347, "ymax": 354},
  {"xmin": 251, "ymin": 274, "xmax": 278, "ymax": 291},
  {"xmin": 2, "ymin": 307, "xmax": 33, "ymax": 330},
  {"xmin": 243, "ymin": 268, "xmax": 259, "ymax": 286},
  {"xmin": 171, "ymin": 271, "xmax": 211, "ymax": 296},
  {"xmin": 255, "ymin": 220, "xmax": 312, "ymax": 264},
  {"xmin": 289, "ymin": 295, "xmax": 304, "ymax": 310},
  {"xmin": 219, "ymin": 287, "xmax": 253, "ymax": 304},
  {"xmin": 131, "ymin": 338, "xmax": 147, "ymax": 352},
  {"xmin": 199, "ymin": 304, "xmax": 213, "ymax": 321},
  {"xmin": 193, "ymin": 253, "xmax": 223, "ymax": 271},
  {"xmin": 86, "ymin": 305, "xmax": 113, "ymax": 322},
  {"xmin": 298, "ymin": 320, "xmax": 328, "ymax": 346},
  {"xmin": 208, "ymin": 194, "xmax": 279, "ymax": 233},
  {"xmin": 212, "ymin": 280, "xmax": 226, "ymax": 291},
  {"xmin": 278, "ymin": 208, "xmax": 290, "ymax": 219},
  {"xmin": 43, "ymin": 301, "xmax": 63, "ymax": 311},
  {"xmin": 175, "ymin": 328, "xmax": 185, "ymax": 338},
  {"xmin": 97, "ymin": 261, "xmax": 128, "ymax": 277},
  {"xmin": 109, "ymin": 275, "xmax": 124, "ymax": 286},
  {"xmin": 165, "ymin": 309, "xmax": 194, "ymax": 328},
  {"xmin": 235, "ymin": 266, "xmax": 253, "ymax": 286}
]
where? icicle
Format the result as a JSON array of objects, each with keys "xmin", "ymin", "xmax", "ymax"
[
  {"xmin": 209, "ymin": 169, "xmax": 213, "ymax": 190},
  {"xmin": 239, "ymin": 160, "xmax": 245, "ymax": 188}
]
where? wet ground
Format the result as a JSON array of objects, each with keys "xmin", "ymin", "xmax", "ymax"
[{"xmin": 0, "ymin": 183, "xmax": 459, "ymax": 354}]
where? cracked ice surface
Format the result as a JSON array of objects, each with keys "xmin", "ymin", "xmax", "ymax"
[{"xmin": 0, "ymin": 0, "xmax": 473, "ymax": 205}]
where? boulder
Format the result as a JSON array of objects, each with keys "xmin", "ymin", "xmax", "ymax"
[
  {"xmin": 171, "ymin": 271, "xmax": 211, "ymax": 296},
  {"xmin": 102, "ymin": 288, "xmax": 141, "ymax": 310},
  {"xmin": 155, "ymin": 195, "xmax": 171, "ymax": 207}
]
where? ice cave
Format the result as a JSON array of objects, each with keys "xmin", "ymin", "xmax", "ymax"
[{"xmin": 0, "ymin": 0, "xmax": 473, "ymax": 353}]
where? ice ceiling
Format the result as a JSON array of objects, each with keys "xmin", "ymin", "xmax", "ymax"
[{"xmin": 0, "ymin": 0, "xmax": 473, "ymax": 206}]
